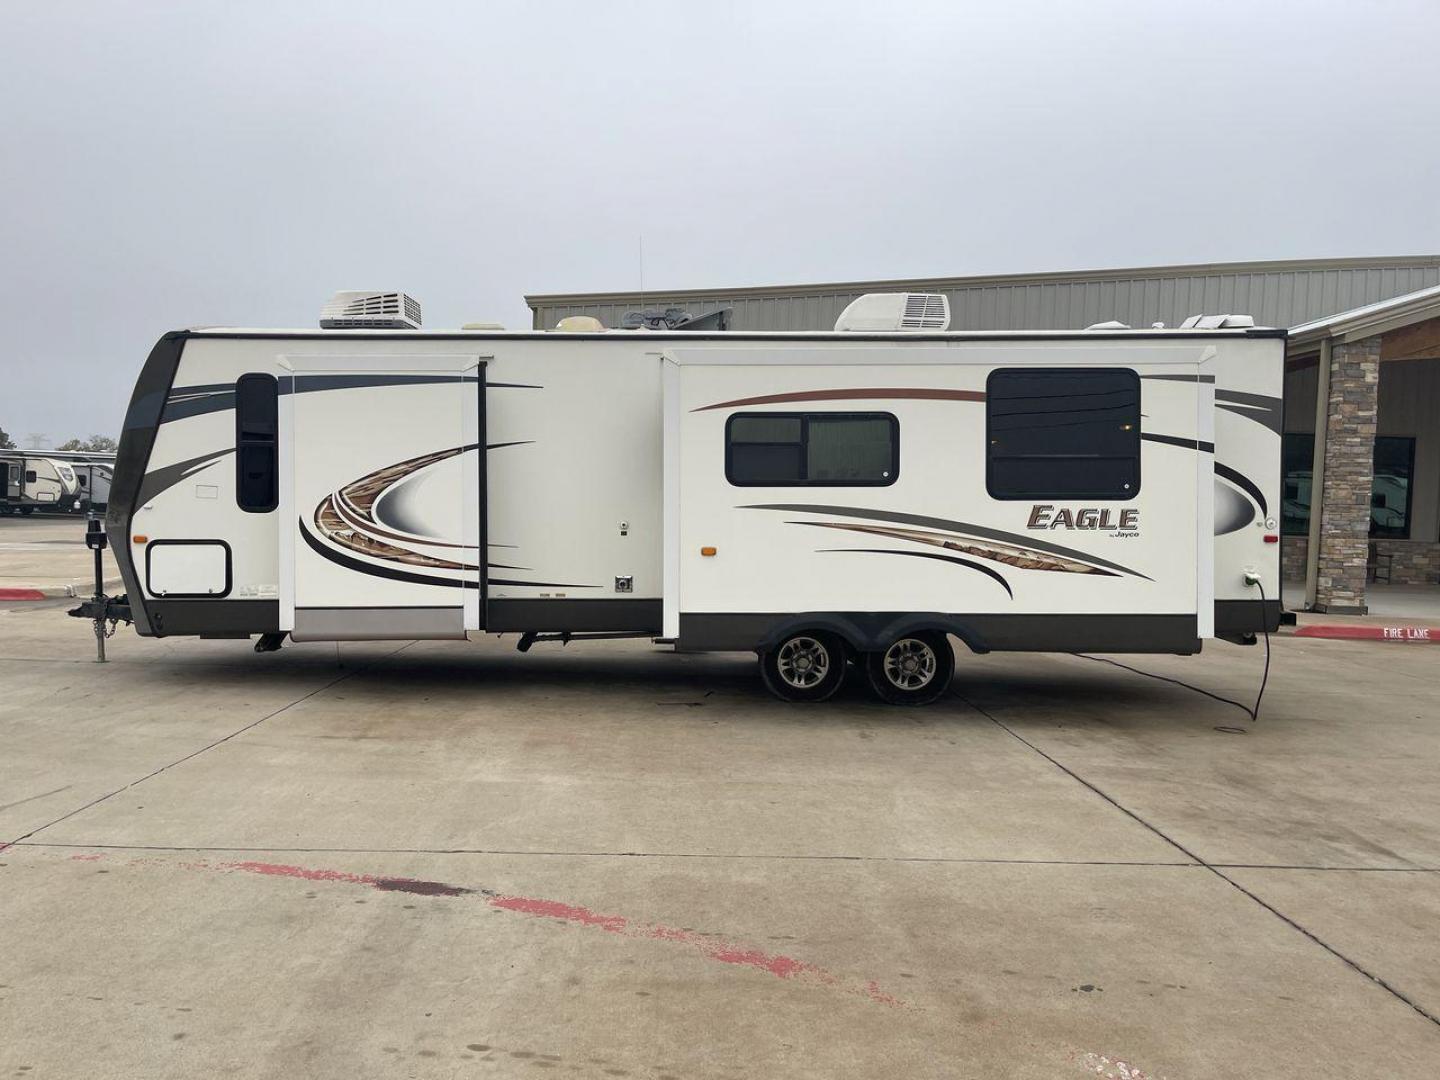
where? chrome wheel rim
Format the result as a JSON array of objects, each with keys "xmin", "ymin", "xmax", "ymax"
[
  {"xmin": 883, "ymin": 638, "xmax": 937, "ymax": 691},
  {"xmin": 777, "ymin": 636, "xmax": 831, "ymax": 689}
]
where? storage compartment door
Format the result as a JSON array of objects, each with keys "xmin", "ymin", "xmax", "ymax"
[{"xmin": 286, "ymin": 364, "xmax": 483, "ymax": 640}]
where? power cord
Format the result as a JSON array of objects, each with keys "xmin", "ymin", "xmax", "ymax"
[{"xmin": 1074, "ymin": 576, "xmax": 1271, "ymax": 723}]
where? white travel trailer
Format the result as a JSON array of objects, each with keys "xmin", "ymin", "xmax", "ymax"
[
  {"xmin": 100, "ymin": 294, "xmax": 1283, "ymax": 704},
  {"xmin": 1, "ymin": 455, "xmax": 81, "ymax": 514},
  {"xmin": 70, "ymin": 461, "xmax": 114, "ymax": 511}
]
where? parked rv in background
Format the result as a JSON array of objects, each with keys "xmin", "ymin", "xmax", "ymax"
[
  {"xmin": 1, "ymin": 454, "xmax": 81, "ymax": 514},
  {"xmin": 84, "ymin": 290, "xmax": 1284, "ymax": 704},
  {"xmin": 1, "ymin": 451, "xmax": 115, "ymax": 515},
  {"xmin": 69, "ymin": 460, "xmax": 114, "ymax": 511}
]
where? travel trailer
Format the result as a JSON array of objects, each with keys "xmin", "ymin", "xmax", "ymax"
[
  {"xmin": 1, "ymin": 454, "xmax": 81, "ymax": 514},
  {"xmin": 70, "ymin": 461, "xmax": 114, "ymax": 511},
  {"xmin": 94, "ymin": 292, "xmax": 1283, "ymax": 704}
]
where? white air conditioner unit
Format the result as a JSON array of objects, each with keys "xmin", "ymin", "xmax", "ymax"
[
  {"xmin": 320, "ymin": 291, "xmax": 422, "ymax": 329},
  {"xmin": 834, "ymin": 292, "xmax": 950, "ymax": 332}
]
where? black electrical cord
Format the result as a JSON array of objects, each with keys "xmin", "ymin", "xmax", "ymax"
[{"xmin": 1074, "ymin": 578, "xmax": 1271, "ymax": 723}]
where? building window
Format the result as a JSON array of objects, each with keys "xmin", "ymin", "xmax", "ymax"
[
  {"xmin": 986, "ymin": 368, "xmax": 1141, "ymax": 500},
  {"xmin": 235, "ymin": 373, "xmax": 279, "ymax": 512},
  {"xmin": 726, "ymin": 412, "xmax": 898, "ymax": 486},
  {"xmin": 1280, "ymin": 434, "xmax": 1415, "ymax": 539}
]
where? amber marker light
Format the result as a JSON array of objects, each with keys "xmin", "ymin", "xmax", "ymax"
[
  {"xmin": 700, "ymin": 546, "xmax": 717, "ymax": 557},
  {"xmin": 132, "ymin": 535, "xmax": 148, "ymax": 544}
]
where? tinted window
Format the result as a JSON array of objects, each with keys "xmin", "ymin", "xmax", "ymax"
[
  {"xmin": 987, "ymin": 368, "xmax": 1140, "ymax": 499},
  {"xmin": 235, "ymin": 373, "xmax": 278, "ymax": 512},
  {"xmin": 1282, "ymin": 433, "xmax": 1414, "ymax": 539},
  {"xmin": 726, "ymin": 412, "xmax": 897, "ymax": 486}
]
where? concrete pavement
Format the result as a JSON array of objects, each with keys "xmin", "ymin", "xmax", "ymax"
[
  {"xmin": 0, "ymin": 515, "xmax": 122, "ymax": 598},
  {"xmin": 2, "ymin": 559, "xmax": 1438, "ymax": 1076}
]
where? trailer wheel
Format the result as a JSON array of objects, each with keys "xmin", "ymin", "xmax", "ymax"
[
  {"xmin": 759, "ymin": 631, "xmax": 846, "ymax": 703},
  {"xmin": 865, "ymin": 632, "xmax": 954, "ymax": 706},
  {"xmin": 18, "ymin": 506, "xmax": 34, "ymax": 516}
]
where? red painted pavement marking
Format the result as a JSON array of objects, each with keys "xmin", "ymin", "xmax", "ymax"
[
  {"xmin": 214, "ymin": 859, "xmax": 475, "ymax": 897},
  {"xmin": 156, "ymin": 858, "xmax": 908, "ymax": 1006},
  {"xmin": 1294, "ymin": 624, "xmax": 1437, "ymax": 642},
  {"xmin": 0, "ymin": 589, "xmax": 48, "ymax": 601}
]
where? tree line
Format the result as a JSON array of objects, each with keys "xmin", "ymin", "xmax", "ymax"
[{"xmin": 0, "ymin": 427, "xmax": 116, "ymax": 453}]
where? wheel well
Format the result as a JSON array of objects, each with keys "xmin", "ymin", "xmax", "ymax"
[{"xmin": 754, "ymin": 613, "xmax": 987, "ymax": 656}]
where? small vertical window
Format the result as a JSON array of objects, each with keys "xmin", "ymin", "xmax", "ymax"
[
  {"xmin": 986, "ymin": 368, "xmax": 1141, "ymax": 499},
  {"xmin": 235, "ymin": 373, "xmax": 278, "ymax": 512}
]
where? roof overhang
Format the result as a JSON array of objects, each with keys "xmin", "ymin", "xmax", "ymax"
[{"xmin": 1288, "ymin": 282, "xmax": 1440, "ymax": 352}]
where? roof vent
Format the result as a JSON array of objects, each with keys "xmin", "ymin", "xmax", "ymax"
[
  {"xmin": 320, "ymin": 291, "xmax": 422, "ymax": 329},
  {"xmin": 555, "ymin": 316, "xmax": 605, "ymax": 332},
  {"xmin": 1179, "ymin": 313, "xmax": 1255, "ymax": 329},
  {"xmin": 1085, "ymin": 320, "xmax": 1130, "ymax": 330},
  {"xmin": 835, "ymin": 293, "xmax": 950, "ymax": 332}
]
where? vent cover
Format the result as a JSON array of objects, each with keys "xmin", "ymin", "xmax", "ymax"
[
  {"xmin": 835, "ymin": 293, "xmax": 950, "ymax": 332},
  {"xmin": 320, "ymin": 291, "xmax": 422, "ymax": 329},
  {"xmin": 901, "ymin": 293, "xmax": 950, "ymax": 330},
  {"xmin": 1179, "ymin": 313, "xmax": 1256, "ymax": 329}
]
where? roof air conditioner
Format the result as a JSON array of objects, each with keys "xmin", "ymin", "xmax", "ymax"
[
  {"xmin": 834, "ymin": 293, "xmax": 950, "ymax": 332},
  {"xmin": 320, "ymin": 291, "xmax": 422, "ymax": 329}
]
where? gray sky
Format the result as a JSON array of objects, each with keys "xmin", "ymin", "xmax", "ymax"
[{"xmin": 3, "ymin": 0, "xmax": 1439, "ymax": 441}]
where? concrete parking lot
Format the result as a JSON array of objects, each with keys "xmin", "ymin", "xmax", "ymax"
[
  {"xmin": 2, "ymin": 518, "xmax": 1438, "ymax": 1078},
  {"xmin": 0, "ymin": 515, "xmax": 120, "ymax": 598}
]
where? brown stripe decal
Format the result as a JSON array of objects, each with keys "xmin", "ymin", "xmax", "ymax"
[{"xmin": 692, "ymin": 388, "xmax": 985, "ymax": 412}]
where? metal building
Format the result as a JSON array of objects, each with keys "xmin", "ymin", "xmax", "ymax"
[
  {"xmin": 526, "ymin": 255, "xmax": 1440, "ymax": 334},
  {"xmin": 527, "ymin": 255, "xmax": 1440, "ymax": 615}
]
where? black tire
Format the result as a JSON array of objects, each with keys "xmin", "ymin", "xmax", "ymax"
[
  {"xmin": 759, "ymin": 631, "xmax": 847, "ymax": 703},
  {"xmin": 18, "ymin": 506, "xmax": 34, "ymax": 516},
  {"xmin": 864, "ymin": 632, "xmax": 955, "ymax": 706}
]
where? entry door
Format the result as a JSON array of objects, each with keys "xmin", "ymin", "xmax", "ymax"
[
  {"xmin": 286, "ymin": 364, "xmax": 484, "ymax": 639},
  {"xmin": 3, "ymin": 463, "xmax": 17, "ymax": 499}
]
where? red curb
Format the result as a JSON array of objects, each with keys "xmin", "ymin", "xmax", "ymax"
[
  {"xmin": 1293, "ymin": 624, "xmax": 1438, "ymax": 643},
  {"xmin": 0, "ymin": 588, "xmax": 48, "ymax": 601}
]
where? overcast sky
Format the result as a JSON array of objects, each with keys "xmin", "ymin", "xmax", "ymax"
[{"xmin": 3, "ymin": 0, "xmax": 1439, "ymax": 441}]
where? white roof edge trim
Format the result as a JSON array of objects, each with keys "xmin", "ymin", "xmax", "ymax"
[
  {"xmin": 1288, "ymin": 282, "xmax": 1440, "ymax": 344},
  {"xmin": 184, "ymin": 326, "xmax": 1275, "ymax": 339}
]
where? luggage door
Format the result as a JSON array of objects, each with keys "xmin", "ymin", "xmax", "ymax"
[{"xmin": 285, "ymin": 361, "xmax": 484, "ymax": 640}]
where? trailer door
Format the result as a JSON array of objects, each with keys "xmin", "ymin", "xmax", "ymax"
[{"xmin": 284, "ymin": 361, "xmax": 484, "ymax": 640}]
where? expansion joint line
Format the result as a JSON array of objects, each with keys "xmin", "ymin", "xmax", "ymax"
[
  {"xmin": 0, "ymin": 642, "xmax": 414, "ymax": 854},
  {"xmin": 953, "ymin": 690, "xmax": 1440, "ymax": 1033}
]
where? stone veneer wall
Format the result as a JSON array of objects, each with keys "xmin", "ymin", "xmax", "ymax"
[
  {"xmin": 1372, "ymin": 539, "xmax": 1440, "ymax": 585},
  {"xmin": 1313, "ymin": 337, "xmax": 1382, "ymax": 611},
  {"xmin": 1283, "ymin": 536, "xmax": 1440, "ymax": 586},
  {"xmin": 1281, "ymin": 537, "xmax": 1308, "ymax": 583}
]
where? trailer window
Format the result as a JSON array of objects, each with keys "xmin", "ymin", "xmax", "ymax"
[
  {"xmin": 726, "ymin": 412, "xmax": 897, "ymax": 486},
  {"xmin": 986, "ymin": 368, "xmax": 1140, "ymax": 499},
  {"xmin": 235, "ymin": 373, "xmax": 278, "ymax": 512},
  {"xmin": 25, "ymin": 470, "xmax": 37, "ymax": 483}
]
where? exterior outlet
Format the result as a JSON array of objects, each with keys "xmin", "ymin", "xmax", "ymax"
[{"xmin": 614, "ymin": 576, "xmax": 633, "ymax": 593}]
